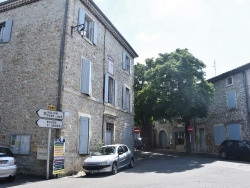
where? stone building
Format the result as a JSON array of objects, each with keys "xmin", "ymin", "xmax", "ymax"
[
  {"xmin": 195, "ymin": 63, "xmax": 250, "ymax": 153},
  {"xmin": 0, "ymin": 0, "xmax": 138, "ymax": 176},
  {"xmin": 151, "ymin": 63, "xmax": 250, "ymax": 153}
]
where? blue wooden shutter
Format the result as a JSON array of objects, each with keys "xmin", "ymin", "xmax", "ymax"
[
  {"xmin": 129, "ymin": 58, "xmax": 132, "ymax": 75},
  {"xmin": 78, "ymin": 8, "xmax": 85, "ymax": 32},
  {"xmin": 122, "ymin": 86, "xmax": 126, "ymax": 110},
  {"xmin": 228, "ymin": 124, "xmax": 241, "ymax": 140},
  {"xmin": 81, "ymin": 59, "xmax": 91, "ymax": 95},
  {"xmin": 122, "ymin": 52, "xmax": 126, "ymax": 70},
  {"xmin": 130, "ymin": 90, "xmax": 133, "ymax": 112},
  {"xmin": 3, "ymin": 19, "xmax": 13, "ymax": 43},
  {"xmin": 213, "ymin": 125, "xmax": 225, "ymax": 145},
  {"xmin": 93, "ymin": 22, "xmax": 98, "ymax": 45},
  {"xmin": 104, "ymin": 73, "xmax": 109, "ymax": 103},
  {"xmin": 79, "ymin": 116, "xmax": 89, "ymax": 154},
  {"xmin": 226, "ymin": 91, "xmax": 236, "ymax": 109},
  {"xmin": 114, "ymin": 80, "xmax": 118, "ymax": 106}
]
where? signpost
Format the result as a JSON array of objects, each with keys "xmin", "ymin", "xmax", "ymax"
[
  {"xmin": 36, "ymin": 109, "xmax": 63, "ymax": 120},
  {"xmin": 36, "ymin": 108, "xmax": 64, "ymax": 179},
  {"xmin": 36, "ymin": 119, "xmax": 63, "ymax": 129},
  {"xmin": 134, "ymin": 127, "xmax": 140, "ymax": 134}
]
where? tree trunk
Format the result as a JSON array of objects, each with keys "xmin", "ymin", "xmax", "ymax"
[{"xmin": 184, "ymin": 117, "xmax": 191, "ymax": 154}]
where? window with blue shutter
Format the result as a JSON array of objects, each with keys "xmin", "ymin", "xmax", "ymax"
[
  {"xmin": 122, "ymin": 86, "xmax": 132, "ymax": 111},
  {"xmin": 228, "ymin": 124, "xmax": 241, "ymax": 140},
  {"xmin": 104, "ymin": 73, "xmax": 117, "ymax": 106},
  {"xmin": 226, "ymin": 90, "xmax": 236, "ymax": 109},
  {"xmin": 122, "ymin": 52, "xmax": 131, "ymax": 74},
  {"xmin": 213, "ymin": 125, "xmax": 225, "ymax": 145},
  {"xmin": 81, "ymin": 59, "xmax": 91, "ymax": 95},
  {"xmin": 78, "ymin": 8, "xmax": 98, "ymax": 44},
  {"xmin": 0, "ymin": 19, "xmax": 13, "ymax": 43},
  {"xmin": 79, "ymin": 116, "xmax": 89, "ymax": 154}
]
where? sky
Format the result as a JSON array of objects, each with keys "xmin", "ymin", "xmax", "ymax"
[
  {"xmin": 1, "ymin": 0, "xmax": 250, "ymax": 79},
  {"xmin": 93, "ymin": 0, "xmax": 250, "ymax": 79}
]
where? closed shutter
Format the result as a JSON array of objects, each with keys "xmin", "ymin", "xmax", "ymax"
[
  {"xmin": 122, "ymin": 52, "xmax": 126, "ymax": 70},
  {"xmin": 104, "ymin": 73, "xmax": 109, "ymax": 103},
  {"xmin": 79, "ymin": 116, "xmax": 89, "ymax": 154},
  {"xmin": 3, "ymin": 19, "xmax": 12, "ymax": 43},
  {"xmin": 81, "ymin": 59, "xmax": 91, "ymax": 95},
  {"xmin": 93, "ymin": 22, "xmax": 98, "ymax": 45},
  {"xmin": 129, "ymin": 58, "xmax": 132, "ymax": 74},
  {"xmin": 213, "ymin": 125, "xmax": 225, "ymax": 145},
  {"xmin": 78, "ymin": 8, "xmax": 85, "ymax": 32},
  {"xmin": 226, "ymin": 91, "xmax": 236, "ymax": 109},
  {"xmin": 130, "ymin": 90, "xmax": 133, "ymax": 112},
  {"xmin": 228, "ymin": 124, "xmax": 241, "ymax": 140}
]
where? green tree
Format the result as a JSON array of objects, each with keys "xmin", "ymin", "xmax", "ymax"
[{"xmin": 134, "ymin": 49, "xmax": 214, "ymax": 152}]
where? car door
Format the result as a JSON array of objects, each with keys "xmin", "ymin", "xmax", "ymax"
[
  {"xmin": 122, "ymin": 145, "xmax": 130, "ymax": 166},
  {"xmin": 117, "ymin": 146, "xmax": 126, "ymax": 168}
]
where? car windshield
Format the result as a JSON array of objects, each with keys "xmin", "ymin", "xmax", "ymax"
[{"xmin": 92, "ymin": 146, "xmax": 116, "ymax": 156}]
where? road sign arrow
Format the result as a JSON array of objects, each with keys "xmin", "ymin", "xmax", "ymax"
[
  {"xmin": 36, "ymin": 119, "xmax": 63, "ymax": 129},
  {"xmin": 36, "ymin": 109, "xmax": 64, "ymax": 120}
]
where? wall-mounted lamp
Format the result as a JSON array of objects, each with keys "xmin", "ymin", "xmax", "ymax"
[{"xmin": 71, "ymin": 23, "xmax": 86, "ymax": 37}]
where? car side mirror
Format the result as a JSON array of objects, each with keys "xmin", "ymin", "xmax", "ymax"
[{"xmin": 118, "ymin": 151, "xmax": 123, "ymax": 155}]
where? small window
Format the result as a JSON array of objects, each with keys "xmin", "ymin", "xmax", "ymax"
[
  {"xmin": 122, "ymin": 52, "xmax": 131, "ymax": 74},
  {"xmin": 0, "ymin": 19, "xmax": 12, "ymax": 43},
  {"xmin": 175, "ymin": 132, "xmax": 185, "ymax": 145},
  {"xmin": 226, "ymin": 77, "xmax": 233, "ymax": 86},
  {"xmin": 104, "ymin": 73, "xmax": 118, "ymax": 106}
]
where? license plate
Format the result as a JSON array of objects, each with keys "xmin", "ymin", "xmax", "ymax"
[
  {"xmin": 89, "ymin": 170, "xmax": 98, "ymax": 173},
  {"xmin": 0, "ymin": 160, "xmax": 7, "ymax": 164}
]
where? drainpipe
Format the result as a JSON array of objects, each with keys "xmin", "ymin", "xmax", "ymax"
[
  {"xmin": 102, "ymin": 27, "xmax": 107, "ymax": 142},
  {"xmin": 56, "ymin": 0, "xmax": 69, "ymax": 139},
  {"xmin": 243, "ymin": 71, "xmax": 250, "ymax": 119}
]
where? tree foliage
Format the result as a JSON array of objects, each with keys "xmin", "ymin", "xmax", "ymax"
[{"xmin": 134, "ymin": 49, "xmax": 214, "ymax": 148}]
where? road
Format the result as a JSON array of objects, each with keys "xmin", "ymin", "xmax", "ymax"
[{"xmin": 1, "ymin": 150, "xmax": 250, "ymax": 188}]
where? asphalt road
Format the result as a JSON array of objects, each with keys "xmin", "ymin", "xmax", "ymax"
[{"xmin": 1, "ymin": 150, "xmax": 250, "ymax": 188}]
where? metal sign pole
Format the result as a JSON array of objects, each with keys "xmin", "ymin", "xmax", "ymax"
[{"xmin": 46, "ymin": 128, "xmax": 51, "ymax": 179}]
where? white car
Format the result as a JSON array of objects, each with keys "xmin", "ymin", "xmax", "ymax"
[
  {"xmin": 82, "ymin": 144, "xmax": 134, "ymax": 175},
  {"xmin": 0, "ymin": 146, "xmax": 17, "ymax": 181}
]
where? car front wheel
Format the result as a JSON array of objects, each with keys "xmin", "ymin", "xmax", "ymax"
[
  {"xmin": 111, "ymin": 162, "xmax": 118, "ymax": 175},
  {"xmin": 220, "ymin": 151, "xmax": 227, "ymax": 159}
]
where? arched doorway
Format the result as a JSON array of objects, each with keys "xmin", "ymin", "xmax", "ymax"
[{"xmin": 159, "ymin": 130, "xmax": 167, "ymax": 149}]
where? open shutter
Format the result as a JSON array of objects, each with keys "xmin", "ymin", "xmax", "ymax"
[
  {"xmin": 104, "ymin": 73, "xmax": 109, "ymax": 102},
  {"xmin": 114, "ymin": 80, "xmax": 118, "ymax": 107},
  {"xmin": 93, "ymin": 22, "xmax": 98, "ymax": 45},
  {"xmin": 3, "ymin": 19, "xmax": 12, "ymax": 43},
  {"xmin": 129, "ymin": 58, "xmax": 132, "ymax": 75},
  {"xmin": 122, "ymin": 52, "xmax": 126, "ymax": 70},
  {"xmin": 79, "ymin": 116, "xmax": 89, "ymax": 154},
  {"xmin": 78, "ymin": 8, "xmax": 85, "ymax": 32},
  {"xmin": 130, "ymin": 90, "xmax": 133, "ymax": 112},
  {"xmin": 81, "ymin": 59, "xmax": 91, "ymax": 95},
  {"xmin": 122, "ymin": 86, "xmax": 126, "ymax": 110},
  {"xmin": 227, "ymin": 91, "xmax": 236, "ymax": 109}
]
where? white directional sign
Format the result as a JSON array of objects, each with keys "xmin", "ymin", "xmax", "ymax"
[
  {"xmin": 36, "ymin": 119, "xmax": 63, "ymax": 129},
  {"xmin": 36, "ymin": 109, "xmax": 63, "ymax": 120}
]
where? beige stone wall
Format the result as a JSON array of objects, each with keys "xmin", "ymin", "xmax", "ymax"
[{"xmin": 0, "ymin": 0, "xmax": 135, "ymax": 176}]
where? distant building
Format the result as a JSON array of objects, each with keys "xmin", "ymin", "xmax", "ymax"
[{"xmin": 0, "ymin": 0, "xmax": 138, "ymax": 176}]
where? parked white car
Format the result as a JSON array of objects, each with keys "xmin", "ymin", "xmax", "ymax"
[
  {"xmin": 0, "ymin": 146, "xmax": 17, "ymax": 181},
  {"xmin": 82, "ymin": 144, "xmax": 134, "ymax": 175}
]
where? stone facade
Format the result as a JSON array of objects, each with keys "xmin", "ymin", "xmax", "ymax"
[
  {"xmin": 152, "ymin": 64, "xmax": 250, "ymax": 154},
  {"xmin": 0, "ymin": 0, "xmax": 138, "ymax": 176}
]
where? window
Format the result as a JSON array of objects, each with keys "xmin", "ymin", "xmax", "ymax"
[
  {"xmin": 226, "ymin": 76, "xmax": 233, "ymax": 86},
  {"xmin": 0, "ymin": 19, "xmax": 12, "ymax": 43},
  {"xmin": 81, "ymin": 58, "xmax": 92, "ymax": 95},
  {"xmin": 79, "ymin": 116, "xmax": 90, "ymax": 154},
  {"xmin": 226, "ymin": 90, "xmax": 236, "ymax": 109},
  {"xmin": 78, "ymin": 8, "xmax": 98, "ymax": 44},
  {"xmin": 227, "ymin": 124, "xmax": 241, "ymax": 140},
  {"xmin": 213, "ymin": 125, "xmax": 225, "ymax": 145},
  {"xmin": 104, "ymin": 73, "xmax": 118, "ymax": 106},
  {"xmin": 175, "ymin": 132, "xmax": 185, "ymax": 145},
  {"xmin": 108, "ymin": 57, "xmax": 114, "ymax": 75},
  {"xmin": 122, "ymin": 86, "xmax": 133, "ymax": 112},
  {"xmin": 106, "ymin": 123, "xmax": 114, "ymax": 145},
  {"xmin": 122, "ymin": 52, "xmax": 132, "ymax": 74}
]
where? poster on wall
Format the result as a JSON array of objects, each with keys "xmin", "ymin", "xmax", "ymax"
[{"xmin": 53, "ymin": 139, "xmax": 65, "ymax": 175}]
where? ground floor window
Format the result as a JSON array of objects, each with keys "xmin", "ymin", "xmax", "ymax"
[{"xmin": 175, "ymin": 132, "xmax": 185, "ymax": 145}]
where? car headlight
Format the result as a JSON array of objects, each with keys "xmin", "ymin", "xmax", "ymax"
[{"xmin": 100, "ymin": 159, "xmax": 110, "ymax": 165}]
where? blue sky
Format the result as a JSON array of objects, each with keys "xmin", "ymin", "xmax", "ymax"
[
  {"xmin": 1, "ymin": 0, "xmax": 250, "ymax": 79},
  {"xmin": 93, "ymin": 0, "xmax": 250, "ymax": 79}
]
